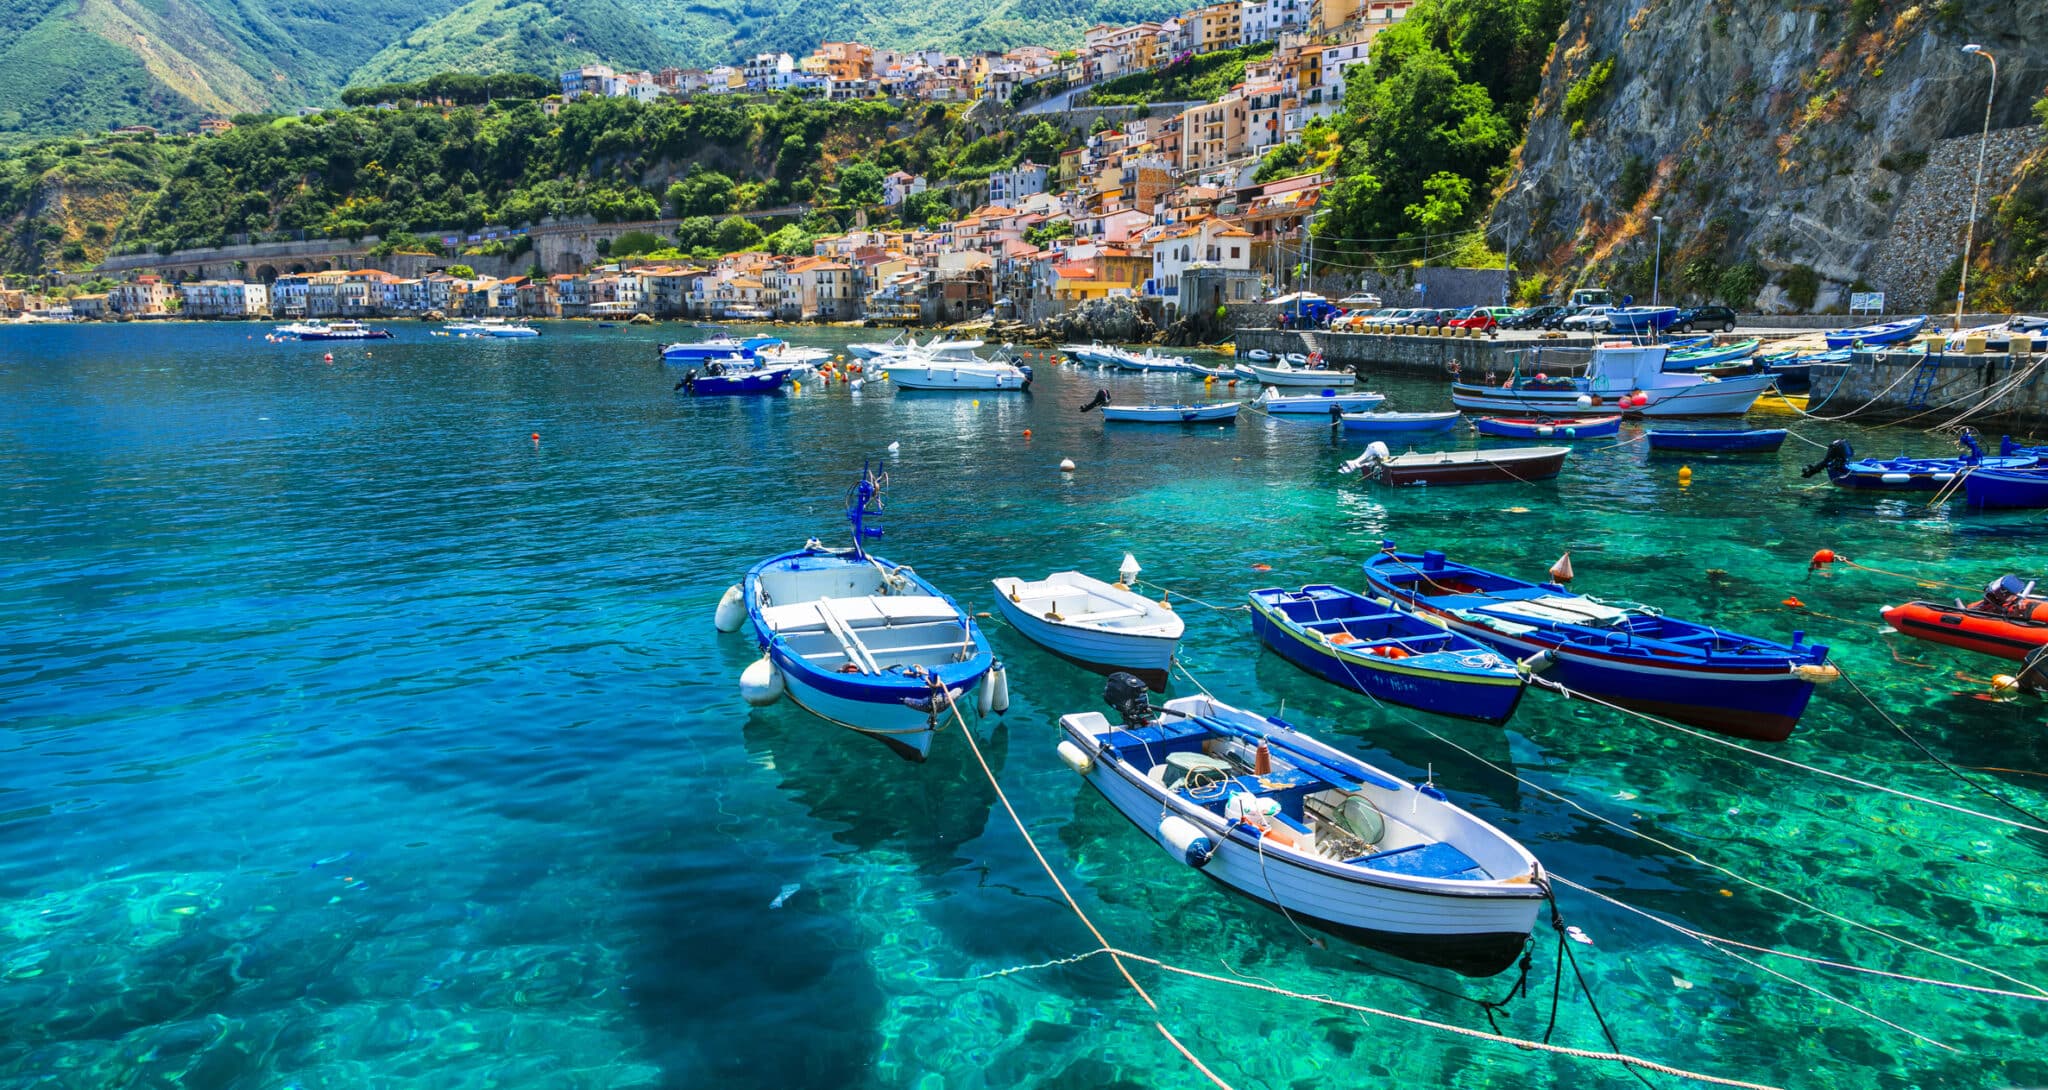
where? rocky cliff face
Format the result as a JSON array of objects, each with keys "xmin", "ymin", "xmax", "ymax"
[{"xmin": 1497, "ymin": 1, "xmax": 2047, "ymax": 312}]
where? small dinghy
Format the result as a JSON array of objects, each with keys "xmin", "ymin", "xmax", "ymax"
[
  {"xmin": 1057, "ymin": 679, "xmax": 1545, "ymax": 977},
  {"xmin": 1184, "ymin": 362, "xmax": 1240, "ymax": 380},
  {"xmin": 1825, "ymin": 314, "xmax": 1927, "ymax": 350},
  {"xmin": 716, "ymin": 467, "xmax": 1001, "ymax": 761},
  {"xmin": 1342, "ymin": 443, "xmax": 1568, "ymax": 485},
  {"xmin": 1244, "ymin": 348, "xmax": 1275, "ymax": 363},
  {"xmin": 1363, "ymin": 545, "xmax": 1837, "ymax": 741},
  {"xmin": 1249, "ymin": 585, "xmax": 1525, "ymax": 723},
  {"xmin": 1647, "ymin": 428, "xmax": 1787, "ymax": 453},
  {"xmin": 1880, "ymin": 575, "xmax": 2048, "ymax": 663},
  {"xmin": 1662, "ymin": 338, "xmax": 1761, "ymax": 370},
  {"xmin": 991, "ymin": 555, "xmax": 1183, "ymax": 690},
  {"xmin": 1100, "ymin": 402, "xmax": 1241, "ymax": 423},
  {"xmin": 1470, "ymin": 415, "xmax": 1620, "ymax": 440},
  {"xmin": 1255, "ymin": 388, "xmax": 1386, "ymax": 414},
  {"xmin": 1802, "ymin": 429, "xmax": 2036, "ymax": 490},
  {"xmin": 1339, "ymin": 410, "xmax": 1461, "ymax": 434}
]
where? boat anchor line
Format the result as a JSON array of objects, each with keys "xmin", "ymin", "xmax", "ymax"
[
  {"xmin": 1833, "ymin": 664, "xmax": 2048, "ymax": 830},
  {"xmin": 947, "ymin": 681, "xmax": 1793, "ymax": 1090},
  {"xmin": 1171, "ymin": 652, "xmax": 2048, "ymax": 1009}
]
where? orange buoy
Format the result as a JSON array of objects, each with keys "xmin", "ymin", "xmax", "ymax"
[
  {"xmin": 1809, "ymin": 548, "xmax": 1837, "ymax": 572},
  {"xmin": 1022, "ymin": 429, "xmax": 1033, "ymax": 438},
  {"xmin": 1251, "ymin": 563, "xmax": 1271, "ymax": 572},
  {"xmin": 1549, "ymin": 551, "xmax": 1574, "ymax": 584},
  {"xmin": 530, "ymin": 433, "xmax": 540, "ymax": 441},
  {"xmin": 1783, "ymin": 596, "xmax": 1805, "ymax": 608},
  {"xmin": 323, "ymin": 353, "xmax": 334, "ymax": 362}
]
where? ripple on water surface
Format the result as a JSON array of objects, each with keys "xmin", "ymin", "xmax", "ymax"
[{"xmin": 2, "ymin": 323, "xmax": 2046, "ymax": 1090}]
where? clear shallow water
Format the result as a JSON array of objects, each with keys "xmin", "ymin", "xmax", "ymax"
[{"xmin": 2, "ymin": 322, "xmax": 2046, "ymax": 1090}]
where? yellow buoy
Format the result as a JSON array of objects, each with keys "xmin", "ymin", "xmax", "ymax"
[{"xmin": 1678, "ymin": 465, "xmax": 1693, "ymax": 485}]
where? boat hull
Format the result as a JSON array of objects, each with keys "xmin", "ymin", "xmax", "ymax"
[
  {"xmin": 1825, "ymin": 317, "xmax": 1926, "ymax": 350},
  {"xmin": 1250, "ymin": 601, "xmax": 1524, "ymax": 724},
  {"xmin": 1450, "ymin": 375, "xmax": 1773, "ymax": 416},
  {"xmin": 1471, "ymin": 416, "xmax": 1620, "ymax": 440},
  {"xmin": 1880, "ymin": 600, "xmax": 2048, "ymax": 660},
  {"xmin": 686, "ymin": 369, "xmax": 789, "ymax": 395},
  {"xmin": 991, "ymin": 594, "xmax": 1177, "ymax": 689},
  {"xmin": 887, "ymin": 365, "xmax": 1029, "ymax": 390},
  {"xmin": 1647, "ymin": 429, "xmax": 1787, "ymax": 453},
  {"xmin": 1964, "ymin": 468, "xmax": 2048, "ymax": 508},
  {"xmin": 1069, "ymin": 727, "xmax": 1539, "ymax": 977},
  {"xmin": 297, "ymin": 330, "xmax": 392, "ymax": 340},
  {"xmin": 1341, "ymin": 413, "xmax": 1461, "ymax": 434},
  {"xmin": 1376, "ymin": 449, "xmax": 1567, "ymax": 486},
  {"xmin": 1100, "ymin": 404, "xmax": 1240, "ymax": 423},
  {"xmin": 1249, "ymin": 364, "xmax": 1356, "ymax": 386},
  {"xmin": 1259, "ymin": 393, "xmax": 1386, "ymax": 414}
]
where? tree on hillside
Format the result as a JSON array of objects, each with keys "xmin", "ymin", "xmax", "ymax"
[
  {"xmin": 836, "ymin": 158, "xmax": 885, "ymax": 205},
  {"xmin": 901, "ymin": 188, "xmax": 950, "ymax": 227},
  {"xmin": 713, "ymin": 215, "xmax": 764, "ymax": 252},
  {"xmin": 765, "ymin": 223, "xmax": 815, "ymax": 256},
  {"xmin": 667, "ymin": 166, "xmax": 735, "ymax": 217},
  {"xmin": 675, "ymin": 216, "xmax": 717, "ymax": 252},
  {"xmin": 610, "ymin": 230, "xmax": 664, "ymax": 257},
  {"xmin": 1017, "ymin": 121, "xmax": 1065, "ymax": 165}
]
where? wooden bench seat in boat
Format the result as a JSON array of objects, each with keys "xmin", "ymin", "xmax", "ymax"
[
  {"xmin": 759, "ymin": 595, "xmax": 959, "ymax": 634},
  {"xmin": 1099, "ymin": 719, "xmax": 1210, "ymax": 759},
  {"xmin": 1349, "ymin": 841, "xmax": 1486, "ymax": 880}
]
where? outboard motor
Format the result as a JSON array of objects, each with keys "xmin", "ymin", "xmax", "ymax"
[
  {"xmin": 1079, "ymin": 389, "xmax": 1112, "ymax": 413},
  {"xmin": 1801, "ymin": 438, "xmax": 1851, "ymax": 479},
  {"xmin": 679, "ymin": 368, "xmax": 698, "ymax": 394},
  {"xmin": 1103, "ymin": 671, "xmax": 1154, "ymax": 726},
  {"xmin": 1982, "ymin": 574, "xmax": 2035, "ymax": 615}
]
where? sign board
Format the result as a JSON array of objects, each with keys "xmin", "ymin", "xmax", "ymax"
[{"xmin": 1850, "ymin": 292, "xmax": 1885, "ymax": 314}]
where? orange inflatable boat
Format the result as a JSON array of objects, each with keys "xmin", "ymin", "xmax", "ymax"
[{"xmin": 1880, "ymin": 575, "xmax": 2048, "ymax": 661}]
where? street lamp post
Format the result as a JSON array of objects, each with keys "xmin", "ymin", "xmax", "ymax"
[
  {"xmin": 1651, "ymin": 215, "xmax": 1664, "ymax": 308},
  {"xmin": 1958, "ymin": 43, "xmax": 1997, "ymax": 331}
]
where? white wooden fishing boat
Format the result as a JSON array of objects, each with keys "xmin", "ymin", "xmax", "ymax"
[
  {"xmin": 990, "ymin": 558, "xmax": 1183, "ymax": 688},
  {"xmin": 1247, "ymin": 361, "xmax": 1357, "ymax": 387},
  {"xmin": 1058, "ymin": 687, "xmax": 1545, "ymax": 976},
  {"xmin": 1099, "ymin": 402, "xmax": 1241, "ymax": 423},
  {"xmin": 1256, "ymin": 388, "xmax": 1386, "ymax": 414}
]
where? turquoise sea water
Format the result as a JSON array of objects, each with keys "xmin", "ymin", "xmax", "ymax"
[{"xmin": 2, "ymin": 322, "xmax": 2045, "ymax": 1090}]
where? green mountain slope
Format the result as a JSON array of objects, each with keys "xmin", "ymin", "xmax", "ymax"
[{"xmin": 352, "ymin": 0, "xmax": 675, "ymax": 85}]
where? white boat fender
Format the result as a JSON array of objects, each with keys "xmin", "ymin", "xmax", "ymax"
[
  {"xmin": 1057, "ymin": 739, "xmax": 1094, "ymax": 775},
  {"xmin": 978, "ymin": 671, "xmax": 996, "ymax": 717},
  {"xmin": 740, "ymin": 656, "xmax": 784, "ymax": 706},
  {"xmin": 1516, "ymin": 649, "xmax": 1555, "ymax": 675},
  {"xmin": 714, "ymin": 584, "xmax": 747, "ymax": 632},
  {"xmin": 1159, "ymin": 814, "xmax": 1217, "ymax": 868},
  {"xmin": 991, "ymin": 664, "xmax": 1010, "ymax": 713}
]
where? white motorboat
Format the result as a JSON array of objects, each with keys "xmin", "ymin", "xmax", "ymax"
[
  {"xmin": 990, "ymin": 557, "xmax": 1182, "ymax": 688},
  {"xmin": 848, "ymin": 331, "xmax": 911, "ymax": 358},
  {"xmin": 1106, "ymin": 346, "xmax": 1191, "ymax": 373},
  {"xmin": 885, "ymin": 350, "xmax": 1032, "ymax": 390},
  {"xmin": 1063, "ymin": 341, "xmax": 1123, "ymax": 365},
  {"xmin": 867, "ymin": 335, "xmax": 988, "ymax": 362},
  {"xmin": 446, "ymin": 317, "xmax": 540, "ymax": 338},
  {"xmin": 1450, "ymin": 342, "xmax": 1774, "ymax": 416},
  {"xmin": 1256, "ymin": 388, "xmax": 1387, "ymax": 414},
  {"xmin": 1057, "ymin": 687, "xmax": 1545, "ymax": 976},
  {"xmin": 1246, "ymin": 361, "xmax": 1357, "ymax": 387}
]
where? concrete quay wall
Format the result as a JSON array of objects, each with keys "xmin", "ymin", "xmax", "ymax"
[
  {"xmin": 1825, "ymin": 349, "xmax": 2048, "ymax": 432},
  {"xmin": 1233, "ymin": 328, "xmax": 1597, "ymax": 378}
]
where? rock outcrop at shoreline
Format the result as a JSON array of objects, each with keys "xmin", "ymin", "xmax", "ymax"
[{"xmin": 1033, "ymin": 296, "xmax": 1156, "ymax": 345}]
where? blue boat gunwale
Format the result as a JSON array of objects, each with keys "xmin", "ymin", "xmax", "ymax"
[
  {"xmin": 743, "ymin": 545, "xmax": 993, "ymax": 700},
  {"xmin": 1246, "ymin": 585, "xmax": 1521, "ymax": 683},
  {"xmin": 1359, "ymin": 551, "xmax": 1829, "ymax": 672}
]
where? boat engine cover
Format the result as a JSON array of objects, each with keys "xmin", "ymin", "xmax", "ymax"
[{"xmin": 1104, "ymin": 672, "xmax": 1154, "ymax": 725}]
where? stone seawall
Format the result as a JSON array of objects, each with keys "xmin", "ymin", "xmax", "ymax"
[{"xmin": 1823, "ymin": 348, "xmax": 2048, "ymax": 430}]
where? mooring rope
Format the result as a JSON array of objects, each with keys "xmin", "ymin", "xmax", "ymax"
[
  {"xmin": 940, "ymin": 698, "xmax": 1239, "ymax": 1090},
  {"xmin": 1134, "ymin": 578, "xmax": 1250, "ymax": 613},
  {"xmin": 1835, "ymin": 664, "xmax": 2048, "ymax": 829}
]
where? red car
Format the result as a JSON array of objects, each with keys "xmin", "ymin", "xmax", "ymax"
[{"xmin": 1445, "ymin": 307, "xmax": 1507, "ymax": 331}]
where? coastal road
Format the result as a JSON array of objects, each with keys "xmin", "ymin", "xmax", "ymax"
[{"xmin": 1020, "ymin": 82, "xmax": 1095, "ymax": 115}]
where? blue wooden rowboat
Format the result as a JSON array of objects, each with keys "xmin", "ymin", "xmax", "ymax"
[
  {"xmin": 1802, "ymin": 429, "xmax": 2037, "ymax": 490},
  {"xmin": 1824, "ymin": 315, "xmax": 1927, "ymax": 350},
  {"xmin": 1249, "ymin": 585, "xmax": 1525, "ymax": 723},
  {"xmin": 1361, "ymin": 545, "xmax": 1837, "ymax": 741},
  {"xmin": 1646, "ymin": 428, "xmax": 1788, "ymax": 453},
  {"xmin": 1341, "ymin": 410, "xmax": 1461, "ymax": 434},
  {"xmin": 1999, "ymin": 436, "xmax": 2048, "ymax": 458},
  {"xmin": 1602, "ymin": 306, "xmax": 1680, "ymax": 334},
  {"xmin": 1964, "ymin": 466, "xmax": 2048, "ymax": 509},
  {"xmin": 1471, "ymin": 415, "xmax": 1620, "ymax": 440},
  {"xmin": 718, "ymin": 468, "xmax": 998, "ymax": 761},
  {"xmin": 1663, "ymin": 338, "xmax": 1761, "ymax": 370}
]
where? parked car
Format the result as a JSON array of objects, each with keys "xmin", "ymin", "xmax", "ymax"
[
  {"xmin": 1671, "ymin": 305, "xmax": 1738, "ymax": 333},
  {"xmin": 1503, "ymin": 305, "xmax": 1563, "ymax": 329},
  {"xmin": 1559, "ymin": 306, "xmax": 1615, "ymax": 332},
  {"xmin": 1338, "ymin": 292, "xmax": 1383, "ymax": 308},
  {"xmin": 1447, "ymin": 306, "xmax": 1517, "ymax": 331},
  {"xmin": 1362, "ymin": 307, "xmax": 1425, "ymax": 328}
]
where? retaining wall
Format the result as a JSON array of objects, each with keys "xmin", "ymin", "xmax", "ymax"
[
  {"xmin": 1826, "ymin": 348, "xmax": 2048, "ymax": 430},
  {"xmin": 1234, "ymin": 328, "xmax": 1598, "ymax": 378}
]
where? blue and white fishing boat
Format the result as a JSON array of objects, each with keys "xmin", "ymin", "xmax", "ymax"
[
  {"xmin": 1964, "ymin": 466, "xmax": 2048, "ymax": 509},
  {"xmin": 1753, "ymin": 347, "xmax": 1848, "ymax": 392},
  {"xmin": 1249, "ymin": 585, "xmax": 1525, "ymax": 723},
  {"xmin": 1824, "ymin": 315, "xmax": 1928, "ymax": 350},
  {"xmin": 1470, "ymin": 415, "xmax": 1620, "ymax": 440},
  {"xmin": 1999, "ymin": 436, "xmax": 2048, "ymax": 459},
  {"xmin": 1057, "ymin": 682, "xmax": 1546, "ymax": 976},
  {"xmin": 1340, "ymin": 410, "xmax": 1461, "ymax": 434},
  {"xmin": 1098, "ymin": 402, "xmax": 1241, "ymax": 423},
  {"xmin": 1646, "ymin": 428, "xmax": 1787, "ymax": 453},
  {"xmin": 714, "ymin": 468, "xmax": 1002, "ymax": 761},
  {"xmin": 1802, "ymin": 429, "xmax": 2037, "ymax": 490},
  {"xmin": 1452, "ymin": 343, "xmax": 1773, "ymax": 416},
  {"xmin": 1602, "ymin": 306, "xmax": 1680, "ymax": 334},
  {"xmin": 1255, "ymin": 388, "xmax": 1386, "ymax": 414},
  {"xmin": 1362, "ymin": 545, "xmax": 1838, "ymax": 741}
]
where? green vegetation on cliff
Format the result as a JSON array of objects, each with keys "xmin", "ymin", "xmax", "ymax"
[
  {"xmin": 1316, "ymin": 0, "xmax": 1566, "ymax": 258},
  {"xmin": 1085, "ymin": 41, "xmax": 1275, "ymax": 108}
]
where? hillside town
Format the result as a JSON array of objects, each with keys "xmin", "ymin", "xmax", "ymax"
[{"xmin": 8, "ymin": 0, "xmax": 1425, "ymax": 326}]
